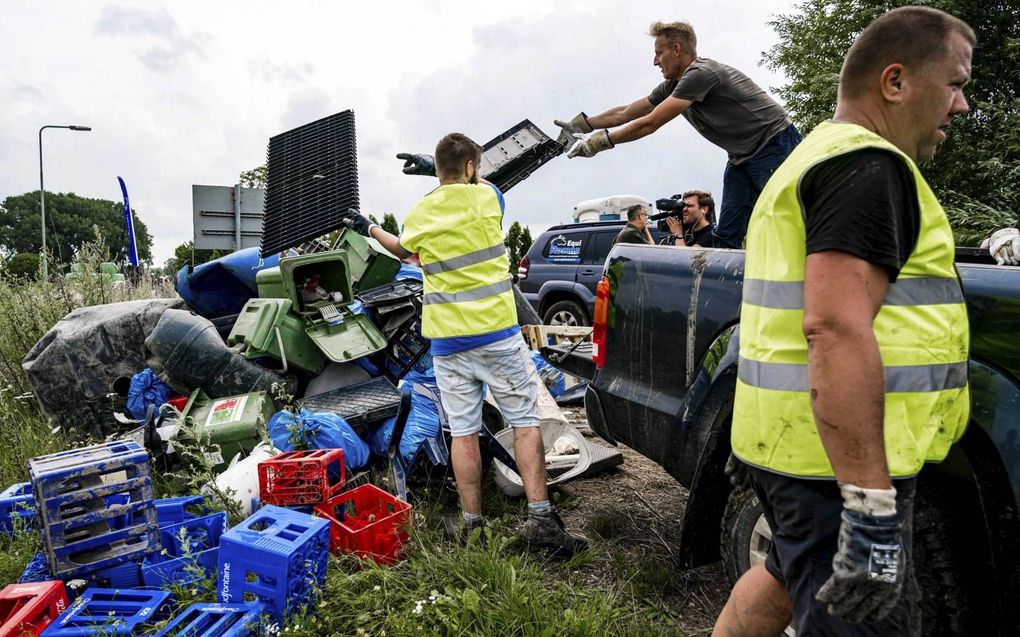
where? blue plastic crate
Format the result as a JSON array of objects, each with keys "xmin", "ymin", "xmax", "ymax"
[
  {"xmin": 142, "ymin": 546, "xmax": 219, "ymax": 589},
  {"xmin": 217, "ymin": 505, "xmax": 329, "ymax": 623},
  {"xmin": 82, "ymin": 561, "xmax": 142, "ymax": 589},
  {"xmin": 154, "ymin": 495, "xmax": 210, "ymax": 526},
  {"xmin": 39, "ymin": 587, "xmax": 171, "ymax": 636},
  {"xmin": 141, "ymin": 511, "xmax": 226, "ymax": 589},
  {"xmin": 153, "ymin": 602, "xmax": 264, "ymax": 636},
  {"xmin": 159, "ymin": 511, "xmax": 226, "ymax": 556},
  {"xmin": 0, "ymin": 482, "xmax": 36, "ymax": 533},
  {"xmin": 28, "ymin": 440, "xmax": 160, "ymax": 579},
  {"xmin": 18, "ymin": 552, "xmax": 50, "ymax": 583}
]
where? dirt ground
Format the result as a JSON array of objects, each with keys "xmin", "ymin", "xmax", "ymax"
[{"xmin": 554, "ymin": 405, "xmax": 730, "ymax": 636}]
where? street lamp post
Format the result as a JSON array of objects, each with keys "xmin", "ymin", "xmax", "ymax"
[{"xmin": 39, "ymin": 124, "xmax": 91, "ymax": 279}]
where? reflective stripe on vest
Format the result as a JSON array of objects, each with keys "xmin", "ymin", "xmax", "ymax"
[
  {"xmin": 742, "ymin": 277, "xmax": 965, "ymax": 309},
  {"xmin": 400, "ymin": 184, "xmax": 517, "ymax": 339},
  {"xmin": 737, "ymin": 356, "xmax": 968, "ymax": 393},
  {"xmin": 731, "ymin": 121, "xmax": 970, "ymax": 478},
  {"xmin": 422, "ymin": 277, "xmax": 513, "ymax": 305}
]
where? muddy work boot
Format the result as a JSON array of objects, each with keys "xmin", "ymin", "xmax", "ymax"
[{"xmin": 519, "ymin": 510, "xmax": 589, "ymax": 557}]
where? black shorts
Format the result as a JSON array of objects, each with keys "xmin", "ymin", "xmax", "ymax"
[{"xmin": 748, "ymin": 467, "xmax": 918, "ymax": 637}]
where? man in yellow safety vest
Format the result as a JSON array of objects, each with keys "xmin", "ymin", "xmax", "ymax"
[
  {"xmin": 716, "ymin": 7, "xmax": 974, "ymax": 636},
  {"xmin": 342, "ymin": 133, "xmax": 587, "ymax": 555}
]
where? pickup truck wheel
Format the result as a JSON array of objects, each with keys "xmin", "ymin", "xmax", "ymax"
[
  {"xmin": 721, "ymin": 484, "xmax": 969, "ymax": 636},
  {"xmin": 542, "ymin": 300, "xmax": 589, "ymax": 327}
]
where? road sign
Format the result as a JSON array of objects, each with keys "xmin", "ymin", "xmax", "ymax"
[{"xmin": 192, "ymin": 185, "xmax": 265, "ymax": 251}]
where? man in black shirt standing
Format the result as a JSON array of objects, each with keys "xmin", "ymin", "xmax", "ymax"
[
  {"xmin": 718, "ymin": 7, "xmax": 974, "ymax": 636},
  {"xmin": 556, "ymin": 20, "xmax": 800, "ymax": 249},
  {"xmin": 663, "ymin": 189, "xmax": 716, "ymax": 247}
]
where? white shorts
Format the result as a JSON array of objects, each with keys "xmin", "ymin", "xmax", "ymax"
[{"xmin": 432, "ymin": 333, "xmax": 541, "ymax": 437}]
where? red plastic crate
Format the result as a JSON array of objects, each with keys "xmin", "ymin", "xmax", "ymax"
[
  {"xmin": 258, "ymin": 449, "xmax": 346, "ymax": 506},
  {"xmin": 0, "ymin": 581, "xmax": 68, "ymax": 636},
  {"xmin": 314, "ymin": 484, "xmax": 412, "ymax": 565}
]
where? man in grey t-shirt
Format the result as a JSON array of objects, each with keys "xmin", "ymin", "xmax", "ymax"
[{"xmin": 557, "ymin": 20, "xmax": 801, "ymax": 248}]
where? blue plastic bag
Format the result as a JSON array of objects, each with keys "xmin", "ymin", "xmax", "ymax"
[
  {"xmin": 127, "ymin": 368, "xmax": 172, "ymax": 419},
  {"xmin": 365, "ymin": 365, "xmax": 442, "ymax": 462},
  {"xmin": 267, "ymin": 408, "xmax": 371, "ymax": 469},
  {"xmin": 531, "ymin": 351, "xmax": 566, "ymax": 397}
]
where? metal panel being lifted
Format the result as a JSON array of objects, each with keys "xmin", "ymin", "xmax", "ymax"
[
  {"xmin": 260, "ymin": 110, "xmax": 360, "ymax": 258},
  {"xmin": 480, "ymin": 119, "xmax": 564, "ymax": 193}
]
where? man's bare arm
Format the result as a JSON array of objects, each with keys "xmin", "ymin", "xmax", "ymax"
[
  {"xmin": 609, "ymin": 96, "xmax": 691, "ymax": 145},
  {"xmin": 803, "ymin": 251, "xmax": 892, "ymax": 489},
  {"xmin": 368, "ymin": 225, "xmax": 413, "ymax": 260},
  {"xmin": 586, "ymin": 97, "xmax": 656, "ymax": 128}
]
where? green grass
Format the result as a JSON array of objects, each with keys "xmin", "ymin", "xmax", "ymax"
[{"xmin": 0, "ymin": 243, "xmax": 694, "ymax": 636}]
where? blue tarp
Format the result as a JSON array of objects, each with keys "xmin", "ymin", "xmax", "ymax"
[
  {"xmin": 127, "ymin": 368, "xmax": 172, "ymax": 419},
  {"xmin": 267, "ymin": 408, "xmax": 370, "ymax": 469},
  {"xmin": 175, "ymin": 247, "xmax": 280, "ymax": 319}
]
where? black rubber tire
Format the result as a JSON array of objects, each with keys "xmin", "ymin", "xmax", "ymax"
[
  {"xmin": 720, "ymin": 484, "xmax": 971, "ymax": 636},
  {"xmin": 720, "ymin": 487, "xmax": 761, "ymax": 583},
  {"xmin": 542, "ymin": 300, "xmax": 590, "ymax": 327}
]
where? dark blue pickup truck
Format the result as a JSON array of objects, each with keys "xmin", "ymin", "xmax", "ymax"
[{"xmin": 547, "ymin": 244, "xmax": 1019, "ymax": 636}]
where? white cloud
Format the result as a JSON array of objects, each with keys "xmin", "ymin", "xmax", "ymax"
[{"xmin": 0, "ymin": 0, "xmax": 800, "ymax": 267}]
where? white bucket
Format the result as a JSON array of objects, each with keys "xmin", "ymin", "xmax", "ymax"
[{"xmin": 492, "ymin": 419, "xmax": 592, "ymax": 497}]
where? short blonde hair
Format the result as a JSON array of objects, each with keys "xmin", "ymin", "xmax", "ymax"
[{"xmin": 649, "ymin": 21, "xmax": 697, "ymax": 54}]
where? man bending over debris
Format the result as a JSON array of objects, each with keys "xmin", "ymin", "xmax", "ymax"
[
  {"xmin": 721, "ymin": 7, "xmax": 973, "ymax": 635},
  {"xmin": 341, "ymin": 133, "xmax": 588, "ymax": 556}
]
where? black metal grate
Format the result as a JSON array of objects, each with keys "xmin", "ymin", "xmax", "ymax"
[
  {"xmin": 301, "ymin": 376, "xmax": 401, "ymax": 432},
  {"xmin": 480, "ymin": 120, "xmax": 563, "ymax": 193},
  {"xmin": 260, "ymin": 110, "xmax": 359, "ymax": 257}
]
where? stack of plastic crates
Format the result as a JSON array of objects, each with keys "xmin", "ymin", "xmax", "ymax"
[
  {"xmin": 314, "ymin": 483, "xmax": 411, "ymax": 565},
  {"xmin": 0, "ymin": 581, "xmax": 67, "ymax": 636},
  {"xmin": 217, "ymin": 505, "xmax": 329, "ymax": 623},
  {"xmin": 154, "ymin": 602, "xmax": 264, "ymax": 637},
  {"xmin": 38, "ymin": 588, "xmax": 171, "ymax": 636},
  {"xmin": 28, "ymin": 440, "xmax": 160, "ymax": 581},
  {"xmin": 258, "ymin": 449, "xmax": 346, "ymax": 507}
]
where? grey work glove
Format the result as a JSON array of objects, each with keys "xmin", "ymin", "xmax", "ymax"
[
  {"xmin": 567, "ymin": 129, "xmax": 614, "ymax": 158},
  {"xmin": 816, "ymin": 508, "xmax": 905, "ymax": 624},
  {"xmin": 724, "ymin": 453, "xmax": 750, "ymax": 490},
  {"xmin": 340, "ymin": 208, "xmax": 376, "ymax": 237},
  {"xmin": 553, "ymin": 112, "xmax": 593, "ymax": 148},
  {"xmin": 396, "ymin": 152, "xmax": 436, "ymax": 177}
]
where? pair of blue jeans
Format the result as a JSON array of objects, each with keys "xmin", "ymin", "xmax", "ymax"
[{"xmin": 714, "ymin": 123, "xmax": 802, "ymax": 249}]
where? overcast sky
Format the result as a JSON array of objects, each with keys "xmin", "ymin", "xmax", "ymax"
[{"xmin": 1, "ymin": 0, "xmax": 802, "ymax": 266}]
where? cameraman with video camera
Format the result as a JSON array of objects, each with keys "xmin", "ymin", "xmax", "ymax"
[{"xmin": 654, "ymin": 190, "xmax": 716, "ymax": 247}]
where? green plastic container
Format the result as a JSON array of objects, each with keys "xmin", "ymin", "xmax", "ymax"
[
  {"xmin": 228, "ymin": 299, "xmax": 327, "ymax": 375},
  {"xmin": 333, "ymin": 228, "xmax": 402, "ymax": 291},
  {"xmin": 279, "ymin": 250, "xmax": 356, "ymax": 315},
  {"xmin": 305, "ymin": 306, "xmax": 388, "ymax": 363},
  {"xmin": 179, "ymin": 389, "xmax": 274, "ymax": 471},
  {"xmin": 256, "ymin": 267, "xmax": 287, "ymax": 299}
]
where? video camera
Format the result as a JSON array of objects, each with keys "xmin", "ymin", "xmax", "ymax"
[{"xmin": 649, "ymin": 194, "xmax": 685, "ymax": 233}]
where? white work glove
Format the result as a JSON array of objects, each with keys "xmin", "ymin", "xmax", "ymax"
[
  {"xmin": 567, "ymin": 130, "xmax": 614, "ymax": 159},
  {"xmin": 988, "ymin": 227, "xmax": 1020, "ymax": 265},
  {"xmin": 553, "ymin": 112, "xmax": 593, "ymax": 148}
]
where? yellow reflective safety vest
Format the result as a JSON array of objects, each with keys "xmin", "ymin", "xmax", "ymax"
[
  {"xmin": 400, "ymin": 183, "xmax": 517, "ymax": 339},
  {"xmin": 732, "ymin": 121, "xmax": 970, "ymax": 478}
]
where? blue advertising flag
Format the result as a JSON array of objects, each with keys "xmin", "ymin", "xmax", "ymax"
[{"xmin": 117, "ymin": 176, "xmax": 139, "ymax": 267}]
